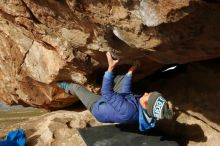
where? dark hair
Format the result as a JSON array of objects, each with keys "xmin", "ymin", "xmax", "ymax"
[{"xmin": 163, "ymin": 104, "xmax": 174, "ymax": 119}]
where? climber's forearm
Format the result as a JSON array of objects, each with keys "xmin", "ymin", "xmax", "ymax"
[
  {"xmin": 106, "ymin": 52, "xmax": 119, "ymax": 72},
  {"xmin": 107, "ymin": 66, "xmax": 115, "ymax": 72}
]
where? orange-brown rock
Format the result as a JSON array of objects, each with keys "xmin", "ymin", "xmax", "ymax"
[
  {"xmin": 1, "ymin": 58, "xmax": 220, "ymax": 146},
  {"xmin": 0, "ymin": 0, "xmax": 220, "ymax": 109}
]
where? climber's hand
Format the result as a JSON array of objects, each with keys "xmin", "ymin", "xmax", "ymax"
[
  {"xmin": 106, "ymin": 52, "xmax": 119, "ymax": 72},
  {"xmin": 128, "ymin": 60, "xmax": 140, "ymax": 75}
]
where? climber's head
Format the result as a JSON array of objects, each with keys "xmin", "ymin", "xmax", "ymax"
[{"xmin": 139, "ymin": 91, "xmax": 174, "ymax": 120}]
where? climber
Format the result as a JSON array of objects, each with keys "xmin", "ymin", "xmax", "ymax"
[{"xmin": 57, "ymin": 52, "xmax": 174, "ymax": 131}]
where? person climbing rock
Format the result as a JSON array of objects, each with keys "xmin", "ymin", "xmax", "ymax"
[{"xmin": 57, "ymin": 52, "xmax": 174, "ymax": 131}]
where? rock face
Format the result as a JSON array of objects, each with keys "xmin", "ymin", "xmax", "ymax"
[
  {"xmin": 134, "ymin": 58, "xmax": 220, "ymax": 146},
  {"xmin": 1, "ymin": 1, "xmax": 220, "ymax": 146},
  {"xmin": 7, "ymin": 58, "xmax": 217, "ymax": 146},
  {"xmin": 0, "ymin": 110, "xmax": 104, "ymax": 146},
  {"xmin": 1, "ymin": 0, "xmax": 220, "ymax": 109}
]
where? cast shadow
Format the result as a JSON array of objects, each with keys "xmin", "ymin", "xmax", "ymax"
[
  {"xmin": 133, "ymin": 58, "xmax": 220, "ymax": 127},
  {"xmin": 116, "ymin": 117, "xmax": 207, "ymax": 146}
]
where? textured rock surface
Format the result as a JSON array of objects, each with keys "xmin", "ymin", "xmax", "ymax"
[
  {"xmin": 0, "ymin": 0, "xmax": 220, "ymax": 109},
  {"xmin": 0, "ymin": 54, "xmax": 220, "ymax": 146},
  {"xmin": 0, "ymin": 110, "xmax": 104, "ymax": 146},
  {"xmin": 0, "ymin": 108, "xmax": 219, "ymax": 146},
  {"xmin": 1, "ymin": 1, "xmax": 220, "ymax": 146},
  {"xmin": 1, "ymin": 0, "xmax": 220, "ymax": 109},
  {"xmin": 134, "ymin": 58, "xmax": 220, "ymax": 146},
  {"xmin": 139, "ymin": 0, "xmax": 190, "ymax": 27}
]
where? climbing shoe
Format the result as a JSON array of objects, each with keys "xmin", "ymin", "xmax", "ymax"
[{"xmin": 57, "ymin": 81, "xmax": 70, "ymax": 93}]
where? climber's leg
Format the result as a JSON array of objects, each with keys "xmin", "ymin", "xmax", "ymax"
[{"xmin": 57, "ymin": 82, "xmax": 101, "ymax": 111}]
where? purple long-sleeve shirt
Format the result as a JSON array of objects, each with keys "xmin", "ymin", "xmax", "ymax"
[{"xmin": 92, "ymin": 71, "xmax": 141, "ymax": 123}]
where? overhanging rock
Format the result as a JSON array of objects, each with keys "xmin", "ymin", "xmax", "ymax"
[{"xmin": 0, "ymin": 0, "xmax": 220, "ymax": 109}]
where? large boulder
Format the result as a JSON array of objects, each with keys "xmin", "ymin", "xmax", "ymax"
[
  {"xmin": 1, "ymin": 0, "xmax": 220, "ymax": 109},
  {"xmin": 0, "ymin": 58, "xmax": 220, "ymax": 146},
  {"xmin": 0, "ymin": 110, "xmax": 103, "ymax": 146},
  {"xmin": 0, "ymin": 108, "xmax": 219, "ymax": 146}
]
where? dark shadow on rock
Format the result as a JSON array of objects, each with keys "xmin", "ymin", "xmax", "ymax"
[
  {"xmin": 202, "ymin": 0, "xmax": 220, "ymax": 3},
  {"xmin": 133, "ymin": 57, "xmax": 220, "ymax": 126},
  {"xmin": 26, "ymin": 134, "xmax": 40, "ymax": 146},
  {"xmin": 156, "ymin": 112, "xmax": 208, "ymax": 146},
  {"xmin": 79, "ymin": 123, "xmax": 179, "ymax": 146},
  {"xmin": 25, "ymin": 128, "xmax": 40, "ymax": 146},
  {"xmin": 64, "ymin": 100, "xmax": 87, "ymax": 112},
  {"xmin": 79, "ymin": 120, "xmax": 205, "ymax": 146},
  {"xmin": 115, "ymin": 118, "xmax": 207, "ymax": 146}
]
